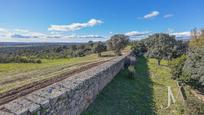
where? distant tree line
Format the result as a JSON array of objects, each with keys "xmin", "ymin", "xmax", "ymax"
[{"xmin": 0, "ymin": 34, "xmax": 129, "ymax": 63}]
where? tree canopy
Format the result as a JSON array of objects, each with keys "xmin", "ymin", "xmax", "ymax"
[
  {"xmin": 131, "ymin": 33, "xmax": 186, "ymax": 65},
  {"xmin": 182, "ymin": 29, "xmax": 204, "ymax": 88},
  {"xmin": 93, "ymin": 41, "xmax": 107, "ymax": 57},
  {"xmin": 107, "ymin": 34, "xmax": 129, "ymax": 56}
]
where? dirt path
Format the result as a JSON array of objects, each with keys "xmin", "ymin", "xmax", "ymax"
[{"xmin": 0, "ymin": 59, "xmax": 112, "ymax": 105}]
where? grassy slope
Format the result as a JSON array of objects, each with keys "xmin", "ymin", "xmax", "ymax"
[
  {"xmin": 83, "ymin": 57, "xmax": 184, "ymax": 115},
  {"xmin": 0, "ymin": 52, "xmax": 115, "ymax": 93}
]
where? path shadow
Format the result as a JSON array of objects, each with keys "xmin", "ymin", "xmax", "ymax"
[
  {"xmin": 82, "ymin": 56, "xmax": 156, "ymax": 115},
  {"xmin": 100, "ymin": 54, "xmax": 115, "ymax": 57}
]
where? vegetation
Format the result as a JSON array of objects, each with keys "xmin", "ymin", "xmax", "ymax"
[
  {"xmin": 0, "ymin": 52, "xmax": 115, "ymax": 93},
  {"xmin": 0, "ymin": 42, "xmax": 105, "ymax": 63},
  {"xmin": 144, "ymin": 33, "xmax": 177, "ymax": 65},
  {"xmin": 129, "ymin": 29, "xmax": 204, "ymax": 114},
  {"xmin": 93, "ymin": 41, "xmax": 107, "ymax": 57},
  {"xmin": 107, "ymin": 34, "xmax": 129, "ymax": 56},
  {"xmin": 0, "ymin": 56, "xmax": 42, "ymax": 63},
  {"xmin": 182, "ymin": 29, "xmax": 204, "ymax": 89},
  {"xmin": 1, "ymin": 29, "xmax": 203, "ymax": 114},
  {"xmin": 83, "ymin": 57, "xmax": 184, "ymax": 115},
  {"xmin": 169, "ymin": 55, "xmax": 187, "ymax": 80},
  {"xmin": 168, "ymin": 28, "xmax": 204, "ymax": 90},
  {"xmin": 130, "ymin": 30, "xmax": 204, "ymax": 90},
  {"xmin": 0, "ymin": 35, "xmax": 130, "ymax": 93},
  {"xmin": 184, "ymin": 86, "xmax": 204, "ymax": 115},
  {"xmin": 0, "ymin": 35, "xmax": 130, "ymax": 63},
  {"xmin": 130, "ymin": 40, "xmax": 146, "ymax": 56},
  {"xmin": 131, "ymin": 33, "xmax": 187, "ymax": 65},
  {"xmin": 127, "ymin": 65, "xmax": 136, "ymax": 79}
]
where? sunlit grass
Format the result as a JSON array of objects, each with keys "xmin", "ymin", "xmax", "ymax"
[
  {"xmin": 0, "ymin": 51, "xmax": 115, "ymax": 94},
  {"xmin": 83, "ymin": 57, "xmax": 185, "ymax": 115}
]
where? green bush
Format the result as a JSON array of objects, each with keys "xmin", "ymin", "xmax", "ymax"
[
  {"xmin": 182, "ymin": 28, "xmax": 204, "ymax": 88},
  {"xmin": 0, "ymin": 56, "xmax": 42, "ymax": 63},
  {"xmin": 169, "ymin": 55, "xmax": 187, "ymax": 80},
  {"xmin": 128, "ymin": 65, "xmax": 136, "ymax": 79},
  {"xmin": 36, "ymin": 59, "xmax": 42, "ymax": 63}
]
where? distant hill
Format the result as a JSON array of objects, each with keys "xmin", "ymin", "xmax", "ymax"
[
  {"xmin": 176, "ymin": 37, "xmax": 191, "ymax": 41},
  {"xmin": 0, "ymin": 42, "xmax": 82, "ymax": 48}
]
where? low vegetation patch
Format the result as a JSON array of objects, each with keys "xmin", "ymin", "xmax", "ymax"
[{"xmin": 184, "ymin": 86, "xmax": 204, "ymax": 115}]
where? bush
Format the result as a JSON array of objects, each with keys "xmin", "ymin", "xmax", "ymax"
[
  {"xmin": 130, "ymin": 41, "xmax": 146, "ymax": 56},
  {"xmin": 128, "ymin": 65, "xmax": 136, "ymax": 79},
  {"xmin": 35, "ymin": 59, "xmax": 42, "ymax": 63},
  {"xmin": 0, "ymin": 56, "xmax": 42, "ymax": 63},
  {"xmin": 182, "ymin": 29, "xmax": 204, "ymax": 89},
  {"xmin": 169, "ymin": 55, "xmax": 187, "ymax": 80}
]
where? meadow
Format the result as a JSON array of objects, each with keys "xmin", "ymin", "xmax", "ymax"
[
  {"xmin": 0, "ymin": 51, "xmax": 115, "ymax": 94},
  {"xmin": 83, "ymin": 57, "xmax": 185, "ymax": 115}
]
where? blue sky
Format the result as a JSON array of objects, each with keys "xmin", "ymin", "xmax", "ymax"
[{"xmin": 0, "ymin": 0, "xmax": 204, "ymax": 42}]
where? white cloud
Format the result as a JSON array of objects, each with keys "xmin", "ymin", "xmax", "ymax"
[
  {"xmin": 0, "ymin": 27, "xmax": 105, "ymax": 42},
  {"xmin": 171, "ymin": 32, "xmax": 191, "ymax": 39},
  {"xmin": 125, "ymin": 31, "xmax": 150, "ymax": 40},
  {"xmin": 48, "ymin": 19, "xmax": 103, "ymax": 32},
  {"xmin": 0, "ymin": 28, "xmax": 8, "ymax": 33},
  {"xmin": 164, "ymin": 14, "xmax": 174, "ymax": 18},
  {"xmin": 63, "ymin": 34, "xmax": 104, "ymax": 39},
  {"xmin": 144, "ymin": 11, "xmax": 159, "ymax": 19},
  {"xmin": 0, "ymin": 28, "xmax": 10, "ymax": 35},
  {"xmin": 125, "ymin": 31, "xmax": 148, "ymax": 36},
  {"xmin": 0, "ymin": 28, "xmax": 12, "ymax": 38},
  {"xmin": 12, "ymin": 29, "xmax": 46, "ymax": 39},
  {"xmin": 14, "ymin": 29, "xmax": 29, "ymax": 33},
  {"xmin": 109, "ymin": 32, "xmax": 113, "ymax": 34},
  {"xmin": 167, "ymin": 28, "xmax": 175, "ymax": 33}
]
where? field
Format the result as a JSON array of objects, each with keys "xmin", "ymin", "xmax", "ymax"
[
  {"xmin": 0, "ymin": 51, "xmax": 115, "ymax": 94},
  {"xmin": 83, "ymin": 57, "xmax": 185, "ymax": 115}
]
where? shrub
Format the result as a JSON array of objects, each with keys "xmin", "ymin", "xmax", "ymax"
[
  {"xmin": 169, "ymin": 55, "xmax": 187, "ymax": 80},
  {"xmin": 182, "ymin": 28, "xmax": 204, "ymax": 89},
  {"xmin": 36, "ymin": 59, "xmax": 42, "ymax": 63},
  {"xmin": 0, "ymin": 56, "xmax": 42, "ymax": 63},
  {"xmin": 128, "ymin": 65, "xmax": 136, "ymax": 79},
  {"xmin": 93, "ymin": 42, "xmax": 107, "ymax": 57}
]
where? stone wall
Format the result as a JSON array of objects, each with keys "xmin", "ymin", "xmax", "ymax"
[{"xmin": 0, "ymin": 54, "xmax": 128, "ymax": 115}]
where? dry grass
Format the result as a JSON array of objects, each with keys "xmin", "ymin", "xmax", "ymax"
[{"xmin": 0, "ymin": 52, "xmax": 115, "ymax": 94}]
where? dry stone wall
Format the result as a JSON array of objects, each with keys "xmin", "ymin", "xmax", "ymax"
[{"xmin": 0, "ymin": 54, "xmax": 129, "ymax": 115}]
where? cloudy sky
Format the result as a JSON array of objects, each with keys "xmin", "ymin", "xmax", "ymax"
[{"xmin": 0, "ymin": 0, "xmax": 204, "ymax": 42}]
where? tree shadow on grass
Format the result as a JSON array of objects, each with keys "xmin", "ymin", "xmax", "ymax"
[
  {"xmin": 82, "ymin": 56, "xmax": 156, "ymax": 115},
  {"xmin": 100, "ymin": 54, "xmax": 116, "ymax": 57}
]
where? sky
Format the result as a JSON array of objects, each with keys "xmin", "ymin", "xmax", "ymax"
[{"xmin": 0, "ymin": 0, "xmax": 204, "ymax": 42}]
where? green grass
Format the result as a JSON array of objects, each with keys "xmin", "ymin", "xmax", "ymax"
[
  {"xmin": 0, "ymin": 52, "xmax": 115, "ymax": 94},
  {"xmin": 83, "ymin": 57, "xmax": 185, "ymax": 115}
]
